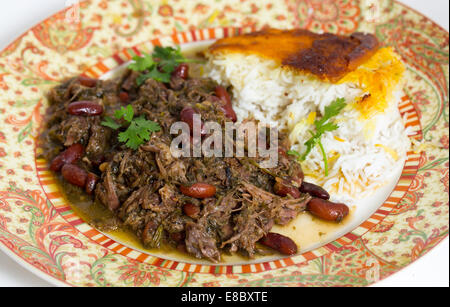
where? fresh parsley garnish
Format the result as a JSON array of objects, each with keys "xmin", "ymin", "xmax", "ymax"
[
  {"xmin": 101, "ymin": 105, "xmax": 161, "ymax": 150},
  {"xmin": 129, "ymin": 46, "xmax": 201, "ymax": 85},
  {"xmin": 288, "ymin": 98, "xmax": 347, "ymax": 176}
]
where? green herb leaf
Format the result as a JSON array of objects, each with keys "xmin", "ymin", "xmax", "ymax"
[
  {"xmin": 136, "ymin": 66, "xmax": 171, "ymax": 85},
  {"xmin": 317, "ymin": 140, "xmax": 329, "ymax": 176},
  {"xmin": 317, "ymin": 121, "xmax": 339, "ymax": 134},
  {"xmin": 314, "ymin": 98, "xmax": 346, "ymax": 129},
  {"xmin": 129, "ymin": 54, "xmax": 155, "ymax": 72},
  {"xmin": 153, "ymin": 46, "xmax": 184, "ymax": 72},
  {"xmin": 287, "ymin": 150, "xmax": 301, "ymax": 158},
  {"xmin": 129, "ymin": 45, "xmax": 201, "ymax": 86},
  {"xmin": 300, "ymin": 130, "xmax": 319, "ymax": 161},
  {"xmin": 118, "ymin": 115, "xmax": 161, "ymax": 150},
  {"xmin": 298, "ymin": 98, "xmax": 347, "ymax": 176},
  {"xmin": 114, "ymin": 105, "xmax": 134, "ymax": 122},
  {"xmin": 101, "ymin": 116, "xmax": 121, "ymax": 130},
  {"xmin": 102, "ymin": 105, "xmax": 161, "ymax": 150}
]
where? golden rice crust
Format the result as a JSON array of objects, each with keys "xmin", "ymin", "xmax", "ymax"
[{"xmin": 208, "ymin": 28, "xmax": 380, "ymax": 83}]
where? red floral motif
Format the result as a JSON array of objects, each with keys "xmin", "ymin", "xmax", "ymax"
[
  {"xmin": 0, "ymin": 186, "xmax": 86, "ymax": 281},
  {"xmin": 4, "ymin": 41, "xmax": 61, "ymax": 86},
  {"xmin": 0, "ymin": 73, "xmax": 9, "ymax": 90},
  {"xmin": 32, "ymin": 9, "xmax": 98, "ymax": 53},
  {"xmin": 194, "ymin": 4, "xmax": 210, "ymax": 14},
  {"xmin": 158, "ymin": 4, "xmax": 174, "ymax": 17},
  {"xmin": 287, "ymin": 0, "xmax": 361, "ymax": 34},
  {"xmin": 400, "ymin": 214, "xmax": 447, "ymax": 262},
  {"xmin": 373, "ymin": 236, "xmax": 388, "ymax": 246},
  {"xmin": 440, "ymin": 135, "xmax": 449, "ymax": 149},
  {"xmin": 203, "ymin": 281, "xmax": 221, "ymax": 287},
  {"xmin": 391, "ymin": 192, "xmax": 421, "ymax": 215},
  {"xmin": 417, "ymin": 151, "xmax": 428, "ymax": 169},
  {"xmin": 117, "ymin": 260, "xmax": 172, "ymax": 286},
  {"xmin": 441, "ymin": 168, "xmax": 449, "ymax": 194},
  {"xmin": 322, "ymin": 239, "xmax": 398, "ymax": 281},
  {"xmin": 376, "ymin": 15, "xmax": 449, "ymax": 136},
  {"xmin": 409, "ymin": 174, "xmax": 425, "ymax": 192},
  {"xmin": 241, "ymin": 17, "xmax": 258, "ymax": 28},
  {"xmin": 4, "ymin": 99, "xmax": 42, "ymax": 143},
  {"xmin": 98, "ymin": 0, "xmax": 108, "ymax": 9},
  {"xmin": 371, "ymin": 221, "xmax": 395, "ymax": 233}
]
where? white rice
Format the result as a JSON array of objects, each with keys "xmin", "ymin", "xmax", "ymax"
[{"xmin": 206, "ymin": 53, "xmax": 411, "ymax": 202}]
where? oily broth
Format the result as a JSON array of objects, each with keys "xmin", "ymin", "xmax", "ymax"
[{"xmin": 55, "ymin": 170, "xmax": 352, "ymax": 264}]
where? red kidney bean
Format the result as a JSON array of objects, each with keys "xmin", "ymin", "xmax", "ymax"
[
  {"xmin": 67, "ymin": 101, "xmax": 104, "ymax": 116},
  {"xmin": 182, "ymin": 203, "xmax": 201, "ymax": 218},
  {"xmin": 50, "ymin": 143, "xmax": 84, "ymax": 172},
  {"xmin": 215, "ymin": 86, "xmax": 237, "ymax": 122},
  {"xmin": 300, "ymin": 182, "xmax": 330, "ymax": 200},
  {"xmin": 172, "ymin": 63, "xmax": 189, "ymax": 79},
  {"xmin": 274, "ymin": 181, "xmax": 301, "ymax": 199},
  {"xmin": 61, "ymin": 164, "xmax": 88, "ymax": 188},
  {"xmin": 307, "ymin": 198, "xmax": 349, "ymax": 222},
  {"xmin": 259, "ymin": 232, "xmax": 298, "ymax": 255},
  {"xmin": 215, "ymin": 86, "xmax": 231, "ymax": 104},
  {"xmin": 222, "ymin": 105, "xmax": 237, "ymax": 122},
  {"xmin": 85, "ymin": 172, "xmax": 99, "ymax": 195},
  {"xmin": 78, "ymin": 76, "xmax": 98, "ymax": 87},
  {"xmin": 180, "ymin": 106, "xmax": 196, "ymax": 131},
  {"xmin": 119, "ymin": 91, "xmax": 129, "ymax": 103},
  {"xmin": 180, "ymin": 106, "xmax": 206, "ymax": 135},
  {"xmin": 180, "ymin": 183, "xmax": 216, "ymax": 199}
]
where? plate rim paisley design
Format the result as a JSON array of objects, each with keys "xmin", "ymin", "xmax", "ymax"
[{"xmin": 0, "ymin": 0, "xmax": 448, "ymax": 287}]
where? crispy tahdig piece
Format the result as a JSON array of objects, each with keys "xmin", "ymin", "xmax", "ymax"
[{"xmin": 208, "ymin": 28, "xmax": 380, "ymax": 83}]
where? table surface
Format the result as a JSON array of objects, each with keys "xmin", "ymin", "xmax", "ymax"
[{"xmin": 0, "ymin": 0, "xmax": 448, "ymax": 287}]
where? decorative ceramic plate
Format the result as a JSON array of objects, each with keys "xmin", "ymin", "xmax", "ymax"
[{"xmin": 0, "ymin": 0, "xmax": 448, "ymax": 287}]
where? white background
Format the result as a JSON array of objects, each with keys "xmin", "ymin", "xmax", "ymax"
[{"xmin": 0, "ymin": 0, "xmax": 448, "ymax": 287}]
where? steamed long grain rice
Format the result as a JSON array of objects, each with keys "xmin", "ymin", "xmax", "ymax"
[{"xmin": 206, "ymin": 52, "xmax": 411, "ymax": 202}]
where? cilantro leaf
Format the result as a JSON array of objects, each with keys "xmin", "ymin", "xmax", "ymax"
[
  {"xmin": 129, "ymin": 54, "xmax": 155, "ymax": 72},
  {"xmin": 129, "ymin": 45, "xmax": 203, "ymax": 86},
  {"xmin": 101, "ymin": 105, "xmax": 161, "ymax": 150},
  {"xmin": 136, "ymin": 66, "xmax": 171, "ymax": 85},
  {"xmin": 153, "ymin": 46, "xmax": 185, "ymax": 73},
  {"xmin": 101, "ymin": 116, "xmax": 121, "ymax": 130},
  {"xmin": 297, "ymin": 98, "xmax": 347, "ymax": 176},
  {"xmin": 118, "ymin": 115, "xmax": 161, "ymax": 150},
  {"xmin": 114, "ymin": 105, "xmax": 134, "ymax": 122},
  {"xmin": 314, "ymin": 98, "xmax": 346, "ymax": 128},
  {"xmin": 317, "ymin": 121, "xmax": 339, "ymax": 134}
]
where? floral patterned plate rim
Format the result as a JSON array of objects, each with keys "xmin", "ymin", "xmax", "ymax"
[{"xmin": 0, "ymin": 0, "xmax": 448, "ymax": 287}]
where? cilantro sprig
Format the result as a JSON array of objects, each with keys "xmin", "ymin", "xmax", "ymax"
[
  {"xmin": 101, "ymin": 105, "xmax": 161, "ymax": 150},
  {"xmin": 288, "ymin": 98, "xmax": 347, "ymax": 176},
  {"xmin": 129, "ymin": 46, "xmax": 201, "ymax": 85}
]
